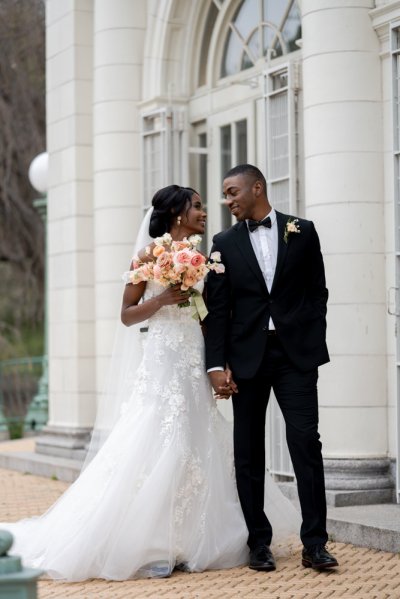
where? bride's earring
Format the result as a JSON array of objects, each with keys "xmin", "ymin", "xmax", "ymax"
[{"xmin": 177, "ymin": 216, "xmax": 182, "ymax": 226}]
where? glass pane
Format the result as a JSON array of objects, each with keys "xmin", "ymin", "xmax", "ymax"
[
  {"xmin": 221, "ymin": 0, "xmax": 301, "ymax": 77},
  {"xmin": 234, "ymin": 0, "xmax": 258, "ymax": 40},
  {"xmin": 281, "ymin": 1, "xmax": 302, "ymax": 53},
  {"xmin": 198, "ymin": 3, "xmax": 218, "ymax": 86},
  {"xmin": 269, "ymin": 91, "xmax": 289, "ymax": 180},
  {"xmin": 235, "ymin": 120, "xmax": 247, "ymax": 164},
  {"xmin": 272, "ymin": 70, "xmax": 288, "ymax": 91},
  {"xmin": 248, "ymin": 29, "xmax": 260, "ymax": 60},
  {"xmin": 263, "ymin": 0, "xmax": 287, "ymax": 29},
  {"xmin": 222, "ymin": 29, "xmax": 244, "ymax": 77},
  {"xmin": 220, "ymin": 125, "xmax": 232, "ymax": 230},
  {"xmin": 397, "ymin": 56, "xmax": 400, "ymax": 151},
  {"xmin": 143, "ymin": 134, "xmax": 162, "ymax": 205},
  {"xmin": 262, "ymin": 23, "xmax": 275, "ymax": 53},
  {"xmin": 241, "ymin": 49, "xmax": 255, "ymax": 72},
  {"xmin": 198, "ymin": 133, "xmax": 208, "ymax": 252},
  {"xmin": 220, "ymin": 125, "xmax": 232, "ymax": 180},
  {"xmin": 269, "ymin": 179, "xmax": 289, "ymax": 213},
  {"xmin": 221, "ymin": 0, "xmax": 257, "ymax": 77},
  {"xmin": 271, "ymin": 38, "xmax": 284, "ymax": 58}
]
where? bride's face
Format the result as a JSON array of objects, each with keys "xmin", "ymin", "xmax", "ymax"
[{"xmin": 180, "ymin": 194, "xmax": 207, "ymax": 235}]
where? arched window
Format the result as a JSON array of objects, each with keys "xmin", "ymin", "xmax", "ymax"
[{"xmin": 221, "ymin": 0, "xmax": 301, "ymax": 77}]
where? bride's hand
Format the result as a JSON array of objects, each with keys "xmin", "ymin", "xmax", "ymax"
[{"xmin": 158, "ymin": 284, "xmax": 191, "ymax": 306}]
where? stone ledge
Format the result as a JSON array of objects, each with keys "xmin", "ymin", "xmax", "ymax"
[
  {"xmin": 279, "ymin": 481, "xmax": 395, "ymax": 507},
  {"xmin": 0, "ymin": 450, "xmax": 81, "ymax": 483},
  {"xmin": 327, "ymin": 504, "xmax": 400, "ymax": 553}
]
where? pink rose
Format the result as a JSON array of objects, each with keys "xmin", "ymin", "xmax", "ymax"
[
  {"xmin": 191, "ymin": 253, "xmax": 206, "ymax": 267},
  {"xmin": 173, "ymin": 249, "xmax": 192, "ymax": 265}
]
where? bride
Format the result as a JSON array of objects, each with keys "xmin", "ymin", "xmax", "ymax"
[{"xmin": 0, "ymin": 185, "xmax": 299, "ymax": 581}]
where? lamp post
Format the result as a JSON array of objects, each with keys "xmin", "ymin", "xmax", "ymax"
[{"xmin": 25, "ymin": 152, "xmax": 49, "ymax": 431}]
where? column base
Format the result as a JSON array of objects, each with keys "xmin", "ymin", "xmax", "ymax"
[
  {"xmin": 35, "ymin": 425, "xmax": 91, "ymax": 461},
  {"xmin": 278, "ymin": 458, "xmax": 395, "ymax": 507}
]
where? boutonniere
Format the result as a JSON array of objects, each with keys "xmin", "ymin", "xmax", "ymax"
[{"xmin": 283, "ymin": 218, "xmax": 300, "ymax": 243}]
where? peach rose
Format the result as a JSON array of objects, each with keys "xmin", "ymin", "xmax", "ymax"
[
  {"xmin": 156, "ymin": 252, "xmax": 173, "ymax": 269},
  {"xmin": 182, "ymin": 268, "xmax": 199, "ymax": 290},
  {"xmin": 172, "ymin": 239, "xmax": 190, "ymax": 251},
  {"xmin": 153, "ymin": 245, "xmax": 166, "ymax": 258}
]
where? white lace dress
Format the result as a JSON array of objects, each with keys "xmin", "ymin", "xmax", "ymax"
[{"xmin": 0, "ymin": 282, "xmax": 299, "ymax": 581}]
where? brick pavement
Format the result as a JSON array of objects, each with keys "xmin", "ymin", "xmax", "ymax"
[{"xmin": 0, "ymin": 468, "xmax": 399, "ymax": 599}]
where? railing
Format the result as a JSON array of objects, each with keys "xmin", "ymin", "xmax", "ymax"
[{"xmin": 0, "ymin": 356, "xmax": 45, "ymax": 439}]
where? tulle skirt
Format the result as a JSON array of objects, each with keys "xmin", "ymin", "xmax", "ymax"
[{"xmin": 0, "ymin": 303, "xmax": 300, "ymax": 581}]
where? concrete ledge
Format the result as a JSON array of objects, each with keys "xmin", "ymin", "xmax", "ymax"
[
  {"xmin": 327, "ymin": 504, "xmax": 400, "ymax": 553},
  {"xmin": 0, "ymin": 440, "xmax": 81, "ymax": 482},
  {"xmin": 279, "ymin": 481, "xmax": 394, "ymax": 507}
]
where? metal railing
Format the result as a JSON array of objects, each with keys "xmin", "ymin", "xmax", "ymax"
[{"xmin": 0, "ymin": 356, "xmax": 45, "ymax": 439}]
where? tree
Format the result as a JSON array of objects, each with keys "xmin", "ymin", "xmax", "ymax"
[{"xmin": 0, "ymin": 0, "xmax": 45, "ymax": 357}]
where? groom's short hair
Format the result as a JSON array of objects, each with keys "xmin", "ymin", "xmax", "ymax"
[{"xmin": 224, "ymin": 164, "xmax": 267, "ymax": 194}]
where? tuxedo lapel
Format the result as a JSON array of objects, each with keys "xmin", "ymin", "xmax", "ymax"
[
  {"xmin": 271, "ymin": 211, "xmax": 289, "ymax": 293},
  {"xmin": 233, "ymin": 222, "xmax": 269, "ymax": 293}
]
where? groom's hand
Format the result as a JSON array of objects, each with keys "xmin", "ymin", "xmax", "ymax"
[
  {"xmin": 225, "ymin": 368, "xmax": 238, "ymax": 394},
  {"xmin": 208, "ymin": 369, "xmax": 238, "ymax": 400}
]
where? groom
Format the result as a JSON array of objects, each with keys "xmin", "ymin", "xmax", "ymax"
[{"xmin": 205, "ymin": 164, "xmax": 338, "ymax": 572}]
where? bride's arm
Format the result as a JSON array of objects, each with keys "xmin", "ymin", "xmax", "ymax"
[{"xmin": 121, "ymin": 281, "xmax": 190, "ymax": 327}]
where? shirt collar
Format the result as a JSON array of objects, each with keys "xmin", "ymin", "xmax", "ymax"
[{"xmin": 246, "ymin": 207, "xmax": 276, "ymax": 231}]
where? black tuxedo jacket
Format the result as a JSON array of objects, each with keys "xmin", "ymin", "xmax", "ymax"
[{"xmin": 205, "ymin": 211, "xmax": 330, "ymax": 378}]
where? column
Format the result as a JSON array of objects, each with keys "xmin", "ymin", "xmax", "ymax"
[
  {"xmin": 302, "ymin": 0, "xmax": 391, "ymax": 501},
  {"xmin": 38, "ymin": 0, "xmax": 95, "ymax": 458},
  {"xmin": 93, "ymin": 0, "xmax": 147, "ymax": 394}
]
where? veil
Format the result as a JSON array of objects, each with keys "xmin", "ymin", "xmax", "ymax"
[{"xmin": 82, "ymin": 208, "xmax": 154, "ymax": 468}]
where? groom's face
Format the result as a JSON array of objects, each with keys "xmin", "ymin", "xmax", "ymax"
[{"xmin": 223, "ymin": 174, "xmax": 258, "ymax": 221}]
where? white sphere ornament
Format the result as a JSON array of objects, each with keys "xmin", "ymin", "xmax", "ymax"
[{"xmin": 29, "ymin": 152, "xmax": 49, "ymax": 194}]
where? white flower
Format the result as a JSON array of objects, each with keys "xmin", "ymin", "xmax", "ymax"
[
  {"xmin": 154, "ymin": 232, "xmax": 172, "ymax": 246},
  {"xmin": 283, "ymin": 218, "xmax": 300, "ymax": 243},
  {"xmin": 188, "ymin": 234, "xmax": 202, "ymax": 247},
  {"xmin": 210, "ymin": 251, "xmax": 221, "ymax": 262}
]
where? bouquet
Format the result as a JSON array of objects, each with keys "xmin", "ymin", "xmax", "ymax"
[{"xmin": 123, "ymin": 233, "xmax": 225, "ymax": 320}]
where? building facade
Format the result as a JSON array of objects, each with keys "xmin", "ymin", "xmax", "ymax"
[{"xmin": 42, "ymin": 0, "xmax": 400, "ymax": 502}]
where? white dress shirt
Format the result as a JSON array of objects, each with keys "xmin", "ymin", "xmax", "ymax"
[
  {"xmin": 207, "ymin": 207, "xmax": 278, "ymax": 373},
  {"xmin": 247, "ymin": 207, "xmax": 277, "ymax": 330}
]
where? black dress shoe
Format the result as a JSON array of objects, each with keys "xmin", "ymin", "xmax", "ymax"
[
  {"xmin": 249, "ymin": 544, "xmax": 276, "ymax": 571},
  {"xmin": 302, "ymin": 544, "xmax": 338, "ymax": 570}
]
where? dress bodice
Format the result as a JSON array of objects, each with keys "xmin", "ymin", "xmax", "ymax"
[{"xmin": 143, "ymin": 280, "xmax": 205, "ymax": 326}]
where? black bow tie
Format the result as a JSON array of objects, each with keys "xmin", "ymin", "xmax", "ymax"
[{"xmin": 248, "ymin": 216, "xmax": 272, "ymax": 232}]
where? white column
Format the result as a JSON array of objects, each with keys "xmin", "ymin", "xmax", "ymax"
[
  {"xmin": 93, "ymin": 0, "xmax": 147, "ymax": 392},
  {"xmin": 302, "ymin": 1, "xmax": 387, "ymax": 458},
  {"xmin": 42, "ymin": 0, "xmax": 95, "ymax": 455}
]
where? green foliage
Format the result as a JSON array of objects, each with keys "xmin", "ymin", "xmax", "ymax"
[
  {"xmin": 0, "ymin": 323, "xmax": 44, "ymax": 361},
  {"xmin": 6, "ymin": 418, "xmax": 24, "ymax": 440}
]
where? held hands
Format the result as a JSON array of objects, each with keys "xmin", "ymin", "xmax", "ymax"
[
  {"xmin": 157, "ymin": 284, "xmax": 191, "ymax": 307},
  {"xmin": 208, "ymin": 368, "xmax": 238, "ymax": 400}
]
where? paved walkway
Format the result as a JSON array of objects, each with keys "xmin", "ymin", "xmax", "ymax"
[{"xmin": 1, "ymin": 468, "xmax": 400, "ymax": 598}]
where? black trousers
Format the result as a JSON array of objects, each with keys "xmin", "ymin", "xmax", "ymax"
[{"xmin": 232, "ymin": 334, "xmax": 328, "ymax": 550}]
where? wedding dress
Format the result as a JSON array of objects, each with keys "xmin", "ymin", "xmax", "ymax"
[{"xmin": 0, "ymin": 280, "xmax": 300, "ymax": 581}]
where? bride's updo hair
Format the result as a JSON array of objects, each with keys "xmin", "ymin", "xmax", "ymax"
[{"xmin": 149, "ymin": 185, "xmax": 198, "ymax": 238}]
